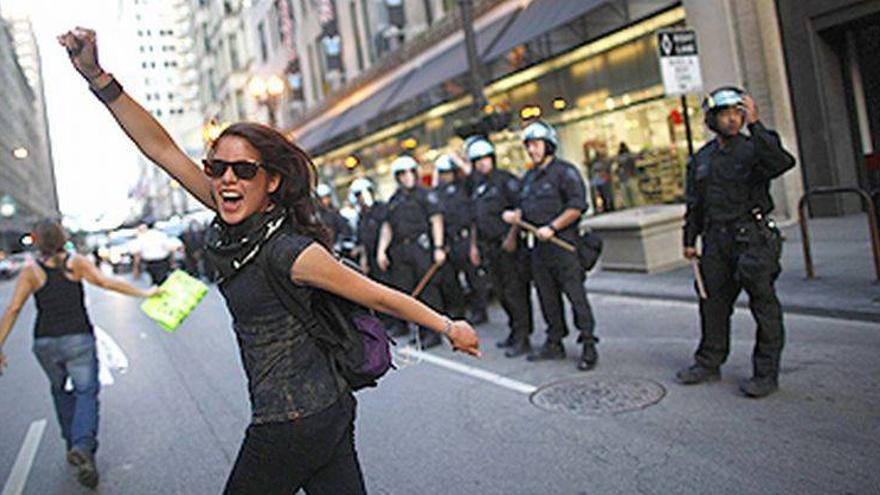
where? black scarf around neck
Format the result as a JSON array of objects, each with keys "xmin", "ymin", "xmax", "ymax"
[{"xmin": 204, "ymin": 207, "xmax": 288, "ymax": 283}]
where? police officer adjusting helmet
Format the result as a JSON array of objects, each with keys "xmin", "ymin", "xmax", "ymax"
[
  {"xmin": 702, "ymin": 86, "xmax": 746, "ymax": 134},
  {"xmin": 522, "ymin": 120, "xmax": 559, "ymax": 155},
  {"xmin": 390, "ymin": 155, "xmax": 419, "ymax": 176},
  {"xmin": 466, "ymin": 138, "xmax": 495, "ymax": 163},
  {"xmin": 434, "ymin": 154, "xmax": 457, "ymax": 174},
  {"xmin": 316, "ymin": 183, "xmax": 333, "ymax": 198}
]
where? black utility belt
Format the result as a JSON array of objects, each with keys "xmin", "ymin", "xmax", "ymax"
[
  {"xmin": 448, "ymin": 227, "xmax": 471, "ymax": 241},
  {"xmin": 395, "ymin": 233, "xmax": 431, "ymax": 249}
]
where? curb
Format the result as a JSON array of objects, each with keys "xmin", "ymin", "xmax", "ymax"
[{"xmin": 589, "ymin": 288, "xmax": 880, "ymax": 324}]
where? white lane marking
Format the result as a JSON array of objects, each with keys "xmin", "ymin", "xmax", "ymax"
[
  {"xmin": 396, "ymin": 347, "xmax": 537, "ymax": 395},
  {"xmin": 1, "ymin": 419, "xmax": 47, "ymax": 495},
  {"xmin": 64, "ymin": 326, "xmax": 129, "ymax": 391}
]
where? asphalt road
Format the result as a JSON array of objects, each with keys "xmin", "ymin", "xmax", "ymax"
[{"xmin": 1, "ymin": 275, "xmax": 878, "ymax": 494}]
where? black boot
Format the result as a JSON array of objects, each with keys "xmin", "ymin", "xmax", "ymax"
[
  {"xmin": 496, "ymin": 334, "xmax": 515, "ymax": 349},
  {"xmin": 740, "ymin": 376, "xmax": 778, "ymax": 398},
  {"xmin": 675, "ymin": 364, "xmax": 721, "ymax": 385},
  {"xmin": 419, "ymin": 331, "xmax": 442, "ymax": 349},
  {"xmin": 504, "ymin": 339, "xmax": 531, "ymax": 358},
  {"xmin": 468, "ymin": 309, "xmax": 488, "ymax": 326},
  {"xmin": 577, "ymin": 342, "xmax": 598, "ymax": 371},
  {"xmin": 526, "ymin": 341, "xmax": 565, "ymax": 361}
]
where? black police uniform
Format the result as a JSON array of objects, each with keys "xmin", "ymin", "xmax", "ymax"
[
  {"xmin": 684, "ymin": 121, "xmax": 795, "ymax": 381},
  {"xmin": 384, "ymin": 186, "xmax": 444, "ymax": 343},
  {"xmin": 472, "ymin": 168, "xmax": 533, "ymax": 349},
  {"xmin": 356, "ymin": 201, "xmax": 388, "ymax": 279},
  {"xmin": 520, "ymin": 157, "xmax": 597, "ymax": 352},
  {"xmin": 317, "ymin": 205, "xmax": 353, "ymax": 246},
  {"xmin": 435, "ymin": 178, "xmax": 487, "ymax": 320}
]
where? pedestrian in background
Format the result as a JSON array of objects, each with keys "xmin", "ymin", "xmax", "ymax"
[
  {"xmin": 677, "ymin": 87, "xmax": 795, "ymax": 398},
  {"xmin": 58, "ymin": 27, "xmax": 478, "ymax": 494},
  {"xmin": 131, "ymin": 221, "xmax": 181, "ymax": 285},
  {"xmin": 0, "ymin": 220, "xmax": 159, "ymax": 489},
  {"xmin": 616, "ymin": 142, "xmax": 642, "ymax": 208}
]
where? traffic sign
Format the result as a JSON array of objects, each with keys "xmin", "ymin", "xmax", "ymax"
[{"xmin": 658, "ymin": 29, "xmax": 703, "ymax": 96}]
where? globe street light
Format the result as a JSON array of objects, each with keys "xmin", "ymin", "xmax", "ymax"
[
  {"xmin": 248, "ymin": 74, "xmax": 286, "ymax": 127},
  {"xmin": 0, "ymin": 194, "xmax": 17, "ymax": 254},
  {"xmin": 12, "ymin": 147, "xmax": 29, "ymax": 159}
]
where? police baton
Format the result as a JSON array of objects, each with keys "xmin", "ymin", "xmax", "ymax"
[
  {"xmin": 411, "ymin": 258, "xmax": 445, "ymax": 298},
  {"xmin": 691, "ymin": 258, "xmax": 708, "ymax": 299},
  {"xmin": 516, "ymin": 220, "xmax": 576, "ymax": 253}
]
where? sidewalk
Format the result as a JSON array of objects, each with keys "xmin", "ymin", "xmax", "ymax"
[{"xmin": 587, "ymin": 214, "xmax": 880, "ymax": 323}]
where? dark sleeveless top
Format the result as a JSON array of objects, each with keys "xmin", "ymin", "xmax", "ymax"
[
  {"xmin": 218, "ymin": 228, "xmax": 347, "ymax": 424},
  {"xmin": 33, "ymin": 255, "xmax": 94, "ymax": 339}
]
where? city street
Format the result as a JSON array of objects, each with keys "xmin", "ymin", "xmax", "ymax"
[{"xmin": 1, "ymin": 276, "xmax": 877, "ymax": 494}]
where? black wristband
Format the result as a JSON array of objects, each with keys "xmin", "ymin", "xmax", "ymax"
[{"xmin": 90, "ymin": 76, "xmax": 123, "ymax": 104}]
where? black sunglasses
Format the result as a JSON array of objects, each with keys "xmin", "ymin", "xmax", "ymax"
[{"xmin": 202, "ymin": 159, "xmax": 264, "ymax": 180}]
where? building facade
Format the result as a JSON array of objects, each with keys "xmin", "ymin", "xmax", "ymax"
[
  {"xmin": 121, "ymin": 0, "xmax": 205, "ymax": 220},
  {"xmin": 775, "ymin": 0, "xmax": 879, "ymax": 216},
  {"xmin": 0, "ymin": 12, "xmax": 59, "ymax": 252},
  {"xmin": 280, "ymin": 0, "xmax": 816, "ymax": 223}
]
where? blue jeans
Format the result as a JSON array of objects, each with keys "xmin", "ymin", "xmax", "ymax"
[{"xmin": 32, "ymin": 333, "xmax": 100, "ymax": 453}]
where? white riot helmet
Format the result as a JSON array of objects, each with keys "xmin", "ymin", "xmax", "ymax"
[
  {"xmin": 348, "ymin": 177, "xmax": 375, "ymax": 207},
  {"xmin": 316, "ymin": 183, "xmax": 333, "ymax": 198},
  {"xmin": 466, "ymin": 138, "xmax": 495, "ymax": 162},
  {"xmin": 522, "ymin": 120, "xmax": 559, "ymax": 154},
  {"xmin": 390, "ymin": 155, "xmax": 419, "ymax": 175},
  {"xmin": 434, "ymin": 154, "xmax": 457, "ymax": 173}
]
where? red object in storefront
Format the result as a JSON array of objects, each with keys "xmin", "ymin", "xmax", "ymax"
[
  {"xmin": 669, "ymin": 108, "xmax": 684, "ymax": 125},
  {"xmin": 865, "ymin": 152, "xmax": 880, "ymax": 171},
  {"xmin": 421, "ymin": 174, "xmax": 433, "ymax": 188}
]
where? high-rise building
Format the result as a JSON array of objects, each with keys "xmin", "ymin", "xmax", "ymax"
[
  {"xmin": 0, "ymin": 10, "xmax": 60, "ymax": 252},
  {"xmin": 188, "ymin": 0, "xmax": 254, "ymax": 127},
  {"xmin": 121, "ymin": 0, "xmax": 204, "ymax": 220}
]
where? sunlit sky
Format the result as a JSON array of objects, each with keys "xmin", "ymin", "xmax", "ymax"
[{"xmin": 3, "ymin": 0, "xmax": 148, "ymax": 227}]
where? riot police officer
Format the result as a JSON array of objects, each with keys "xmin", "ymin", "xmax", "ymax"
[
  {"xmin": 349, "ymin": 178, "xmax": 386, "ymax": 277},
  {"xmin": 677, "ymin": 87, "xmax": 795, "ymax": 398},
  {"xmin": 503, "ymin": 121, "xmax": 598, "ymax": 371},
  {"xmin": 467, "ymin": 137, "xmax": 534, "ymax": 358},
  {"xmin": 376, "ymin": 155, "xmax": 446, "ymax": 348},
  {"xmin": 316, "ymin": 182, "xmax": 354, "ymax": 248}
]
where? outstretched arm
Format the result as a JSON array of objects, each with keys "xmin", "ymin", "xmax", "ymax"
[
  {"xmin": 57, "ymin": 27, "xmax": 215, "ymax": 209},
  {"xmin": 0, "ymin": 267, "xmax": 38, "ymax": 374},
  {"xmin": 292, "ymin": 244, "xmax": 480, "ymax": 357},
  {"xmin": 73, "ymin": 255, "xmax": 159, "ymax": 299}
]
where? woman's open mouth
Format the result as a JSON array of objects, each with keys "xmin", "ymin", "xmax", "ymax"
[{"xmin": 220, "ymin": 191, "xmax": 244, "ymax": 213}]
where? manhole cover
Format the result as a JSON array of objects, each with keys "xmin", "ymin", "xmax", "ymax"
[{"xmin": 530, "ymin": 376, "xmax": 666, "ymax": 416}]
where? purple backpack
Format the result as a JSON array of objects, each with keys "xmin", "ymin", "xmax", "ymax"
[{"xmin": 260, "ymin": 253, "xmax": 395, "ymax": 391}]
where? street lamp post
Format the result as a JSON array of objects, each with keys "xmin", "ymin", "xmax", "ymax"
[
  {"xmin": 458, "ymin": 0, "xmax": 487, "ymax": 114},
  {"xmin": 248, "ymin": 75, "xmax": 286, "ymax": 128},
  {"xmin": 0, "ymin": 194, "xmax": 17, "ymax": 254}
]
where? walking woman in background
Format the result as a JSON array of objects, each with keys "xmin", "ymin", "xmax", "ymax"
[
  {"xmin": 0, "ymin": 220, "xmax": 160, "ymax": 488},
  {"xmin": 57, "ymin": 27, "xmax": 479, "ymax": 494}
]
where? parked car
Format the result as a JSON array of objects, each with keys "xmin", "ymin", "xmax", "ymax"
[{"xmin": 0, "ymin": 253, "xmax": 30, "ymax": 280}]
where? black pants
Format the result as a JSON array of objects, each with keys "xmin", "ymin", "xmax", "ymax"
[
  {"xmin": 531, "ymin": 241, "xmax": 596, "ymax": 344},
  {"xmin": 144, "ymin": 257, "xmax": 172, "ymax": 285},
  {"xmin": 387, "ymin": 241, "xmax": 442, "ymax": 336},
  {"xmin": 224, "ymin": 394, "xmax": 366, "ymax": 495},
  {"xmin": 438, "ymin": 237, "xmax": 488, "ymax": 319},
  {"xmin": 696, "ymin": 222, "xmax": 785, "ymax": 379},
  {"xmin": 483, "ymin": 239, "xmax": 533, "ymax": 342}
]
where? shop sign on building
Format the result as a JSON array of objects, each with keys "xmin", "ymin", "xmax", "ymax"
[{"xmin": 657, "ymin": 29, "xmax": 703, "ymax": 96}]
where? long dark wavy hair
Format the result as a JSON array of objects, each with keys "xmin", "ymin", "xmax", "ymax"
[{"xmin": 211, "ymin": 122, "xmax": 332, "ymax": 249}]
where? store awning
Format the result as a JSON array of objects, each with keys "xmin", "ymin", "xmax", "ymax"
[
  {"xmin": 381, "ymin": 11, "xmax": 517, "ymax": 111},
  {"xmin": 295, "ymin": 116, "xmax": 340, "ymax": 152},
  {"xmin": 321, "ymin": 70, "xmax": 415, "ymax": 144},
  {"xmin": 483, "ymin": 0, "xmax": 608, "ymax": 62}
]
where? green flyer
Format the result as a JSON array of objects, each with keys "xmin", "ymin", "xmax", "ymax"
[{"xmin": 140, "ymin": 269, "xmax": 209, "ymax": 332}]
